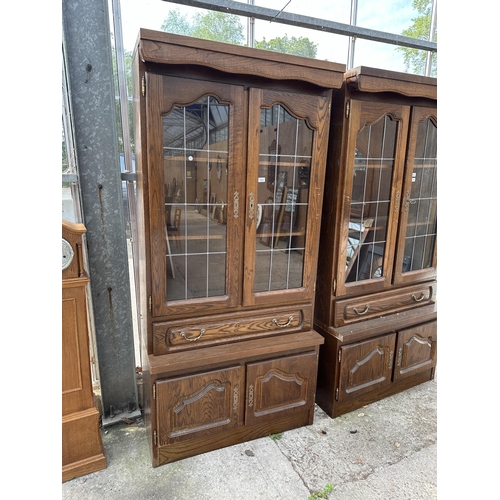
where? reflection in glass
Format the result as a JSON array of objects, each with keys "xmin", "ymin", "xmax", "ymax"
[
  {"xmin": 163, "ymin": 96, "xmax": 229, "ymax": 301},
  {"xmin": 346, "ymin": 115, "xmax": 397, "ymax": 283},
  {"xmin": 254, "ymin": 104, "xmax": 313, "ymax": 292},
  {"xmin": 403, "ymin": 118, "xmax": 437, "ymax": 272}
]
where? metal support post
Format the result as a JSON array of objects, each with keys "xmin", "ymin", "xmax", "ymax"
[{"xmin": 62, "ymin": 0, "xmax": 139, "ymax": 424}]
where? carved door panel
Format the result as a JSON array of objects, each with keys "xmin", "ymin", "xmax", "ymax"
[
  {"xmin": 338, "ymin": 333, "xmax": 396, "ymax": 402},
  {"xmin": 245, "ymin": 351, "xmax": 318, "ymax": 426},
  {"xmin": 156, "ymin": 366, "xmax": 244, "ymax": 445},
  {"xmin": 62, "ymin": 284, "xmax": 95, "ymax": 415},
  {"xmin": 393, "ymin": 321, "xmax": 437, "ymax": 382}
]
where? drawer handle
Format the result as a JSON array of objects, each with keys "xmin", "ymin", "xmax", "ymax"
[
  {"xmin": 180, "ymin": 329, "xmax": 206, "ymax": 342},
  {"xmin": 353, "ymin": 305, "xmax": 370, "ymax": 315},
  {"xmin": 411, "ymin": 293, "xmax": 426, "ymax": 302},
  {"xmin": 272, "ymin": 316, "xmax": 294, "ymax": 328}
]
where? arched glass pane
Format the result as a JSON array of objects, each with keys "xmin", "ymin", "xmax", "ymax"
[
  {"xmin": 254, "ymin": 104, "xmax": 313, "ymax": 292},
  {"xmin": 403, "ymin": 118, "xmax": 437, "ymax": 272},
  {"xmin": 163, "ymin": 96, "xmax": 229, "ymax": 301},
  {"xmin": 346, "ymin": 115, "xmax": 396, "ymax": 283}
]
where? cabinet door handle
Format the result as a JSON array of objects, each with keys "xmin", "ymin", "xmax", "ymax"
[
  {"xmin": 404, "ymin": 191, "xmax": 411, "ymax": 212},
  {"xmin": 248, "ymin": 192, "xmax": 255, "ymax": 220},
  {"xmin": 394, "ymin": 190, "xmax": 401, "ymax": 213},
  {"xmin": 233, "ymin": 191, "xmax": 240, "ymax": 219},
  {"xmin": 411, "ymin": 293, "xmax": 426, "ymax": 302},
  {"xmin": 388, "ymin": 350, "xmax": 394, "ymax": 370},
  {"xmin": 353, "ymin": 305, "xmax": 370, "ymax": 315},
  {"xmin": 180, "ymin": 329, "xmax": 206, "ymax": 342},
  {"xmin": 397, "ymin": 347, "xmax": 403, "ymax": 367},
  {"xmin": 272, "ymin": 316, "xmax": 294, "ymax": 328}
]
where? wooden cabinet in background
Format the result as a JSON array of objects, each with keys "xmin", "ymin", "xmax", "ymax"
[
  {"xmin": 132, "ymin": 30, "xmax": 345, "ymax": 466},
  {"xmin": 62, "ymin": 220, "xmax": 106, "ymax": 481},
  {"xmin": 314, "ymin": 67, "xmax": 437, "ymax": 418}
]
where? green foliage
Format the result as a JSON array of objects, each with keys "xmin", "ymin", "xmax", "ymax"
[
  {"xmin": 161, "ymin": 8, "xmax": 244, "ymax": 45},
  {"xmin": 397, "ymin": 0, "xmax": 437, "ymax": 76},
  {"xmin": 269, "ymin": 432, "xmax": 282, "ymax": 441},
  {"xmin": 192, "ymin": 11, "xmax": 244, "ymax": 45},
  {"xmin": 308, "ymin": 483, "xmax": 334, "ymax": 500},
  {"xmin": 255, "ymin": 34, "xmax": 317, "ymax": 58},
  {"xmin": 161, "ymin": 8, "xmax": 193, "ymax": 36},
  {"xmin": 161, "ymin": 8, "xmax": 318, "ymax": 58},
  {"xmin": 111, "ymin": 47, "xmax": 135, "ymax": 153}
]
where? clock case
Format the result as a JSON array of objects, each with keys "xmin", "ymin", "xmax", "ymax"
[{"xmin": 62, "ymin": 219, "xmax": 106, "ymax": 480}]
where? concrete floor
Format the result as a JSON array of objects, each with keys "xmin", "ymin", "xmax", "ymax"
[{"xmin": 62, "ymin": 374, "xmax": 437, "ymax": 500}]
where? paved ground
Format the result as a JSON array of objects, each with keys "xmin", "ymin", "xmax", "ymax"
[{"xmin": 62, "ymin": 374, "xmax": 437, "ymax": 500}]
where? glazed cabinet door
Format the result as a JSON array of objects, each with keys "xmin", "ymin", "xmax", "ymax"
[
  {"xmin": 393, "ymin": 320, "xmax": 437, "ymax": 382},
  {"xmin": 338, "ymin": 333, "xmax": 396, "ymax": 402},
  {"xmin": 336, "ymin": 100, "xmax": 410, "ymax": 297},
  {"xmin": 245, "ymin": 351, "xmax": 318, "ymax": 426},
  {"xmin": 394, "ymin": 106, "xmax": 437, "ymax": 285},
  {"xmin": 243, "ymin": 88, "xmax": 331, "ymax": 307},
  {"xmin": 155, "ymin": 365, "xmax": 244, "ymax": 445},
  {"xmin": 146, "ymin": 74, "xmax": 245, "ymax": 318}
]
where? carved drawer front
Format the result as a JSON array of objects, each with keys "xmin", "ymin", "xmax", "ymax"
[
  {"xmin": 334, "ymin": 282, "xmax": 436, "ymax": 327},
  {"xmin": 155, "ymin": 365, "xmax": 244, "ymax": 446},
  {"xmin": 338, "ymin": 333, "xmax": 396, "ymax": 402},
  {"xmin": 393, "ymin": 320, "xmax": 437, "ymax": 382},
  {"xmin": 245, "ymin": 351, "xmax": 318, "ymax": 427},
  {"xmin": 153, "ymin": 306, "xmax": 309, "ymax": 355}
]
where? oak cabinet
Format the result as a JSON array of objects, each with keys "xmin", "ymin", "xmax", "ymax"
[
  {"xmin": 314, "ymin": 67, "xmax": 437, "ymax": 418},
  {"xmin": 132, "ymin": 29, "xmax": 345, "ymax": 466}
]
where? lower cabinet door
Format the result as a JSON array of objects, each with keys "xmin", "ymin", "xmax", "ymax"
[
  {"xmin": 156, "ymin": 365, "xmax": 244, "ymax": 445},
  {"xmin": 245, "ymin": 351, "xmax": 318, "ymax": 426},
  {"xmin": 393, "ymin": 320, "xmax": 437, "ymax": 382},
  {"xmin": 338, "ymin": 333, "xmax": 396, "ymax": 402}
]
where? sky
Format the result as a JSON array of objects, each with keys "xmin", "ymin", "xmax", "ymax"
[{"xmin": 116, "ymin": 0, "xmax": 425, "ymax": 73}]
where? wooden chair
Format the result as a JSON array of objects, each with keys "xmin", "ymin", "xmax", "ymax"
[{"xmin": 167, "ymin": 207, "xmax": 182, "ymax": 250}]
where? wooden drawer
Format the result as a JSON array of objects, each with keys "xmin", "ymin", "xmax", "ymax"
[
  {"xmin": 333, "ymin": 282, "xmax": 436, "ymax": 327},
  {"xmin": 153, "ymin": 305, "xmax": 312, "ymax": 355}
]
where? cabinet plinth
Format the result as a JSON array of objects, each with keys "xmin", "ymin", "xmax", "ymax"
[{"xmin": 132, "ymin": 30, "xmax": 345, "ymax": 466}]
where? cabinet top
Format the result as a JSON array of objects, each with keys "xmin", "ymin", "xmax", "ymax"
[
  {"xmin": 344, "ymin": 66, "xmax": 437, "ymax": 100},
  {"xmin": 135, "ymin": 29, "xmax": 346, "ymax": 89}
]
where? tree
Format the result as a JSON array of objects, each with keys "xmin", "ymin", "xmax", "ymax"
[
  {"xmin": 161, "ymin": 8, "xmax": 318, "ymax": 58},
  {"xmin": 397, "ymin": 0, "xmax": 437, "ymax": 76},
  {"xmin": 160, "ymin": 8, "xmax": 194, "ymax": 37},
  {"xmin": 111, "ymin": 46, "xmax": 134, "ymax": 153},
  {"xmin": 161, "ymin": 8, "xmax": 244, "ymax": 45},
  {"xmin": 254, "ymin": 34, "xmax": 317, "ymax": 59}
]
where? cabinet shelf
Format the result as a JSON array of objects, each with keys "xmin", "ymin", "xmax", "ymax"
[{"xmin": 258, "ymin": 160, "xmax": 310, "ymax": 167}]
